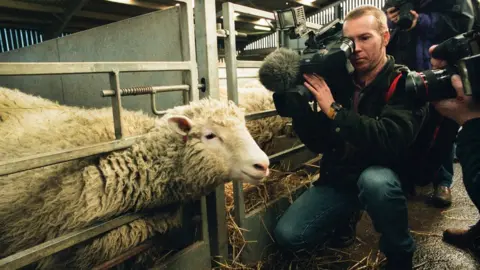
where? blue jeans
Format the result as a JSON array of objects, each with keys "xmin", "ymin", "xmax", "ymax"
[
  {"xmin": 434, "ymin": 144, "xmax": 455, "ymax": 188},
  {"xmin": 274, "ymin": 166, "xmax": 416, "ymax": 257}
]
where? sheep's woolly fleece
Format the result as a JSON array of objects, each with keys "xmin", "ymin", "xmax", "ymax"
[
  {"xmin": 219, "ymin": 79, "xmax": 294, "ymax": 155},
  {"xmin": 0, "ymin": 87, "xmax": 246, "ymax": 269}
]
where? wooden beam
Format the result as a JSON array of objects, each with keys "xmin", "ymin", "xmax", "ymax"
[
  {"xmin": 103, "ymin": 0, "xmax": 170, "ymax": 10},
  {"xmin": 45, "ymin": 0, "xmax": 91, "ymax": 39},
  {"xmin": 0, "ymin": 0, "xmax": 127, "ymax": 21},
  {"xmin": 0, "ymin": 13, "xmax": 51, "ymax": 24}
]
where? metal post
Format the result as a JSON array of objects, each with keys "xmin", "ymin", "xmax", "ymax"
[
  {"xmin": 195, "ymin": 0, "xmax": 228, "ymax": 265},
  {"xmin": 178, "ymin": 0, "xmax": 199, "ymax": 103},
  {"xmin": 336, "ymin": 4, "xmax": 344, "ymax": 20},
  {"xmin": 109, "ymin": 71, "xmax": 123, "ymax": 139},
  {"xmin": 222, "ymin": 2, "xmax": 246, "ymax": 233},
  {"xmin": 195, "ymin": 0, "xmax": 220, "ymax": 100},
  {"xmin": 223, "ymin": 2, "xmax": 239, "ymax": 104}
]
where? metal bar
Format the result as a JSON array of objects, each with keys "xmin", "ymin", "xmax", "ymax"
[
  {"xmin": 0, "ymin": 136, "xmax": 140, "ymax": 177},
  {"xmin": 236, "ymin": 60, "xmax": 263, "ymax": 68},
  {"xmin": 109, "ymin": 71, "xmax": 123, "ymax": 140},
  {"xmin": 101, "ymin": 85, "xmax": 190, "ymax": 97},
  {"xmin": 195, "ymin": 0, "xmax": 220, "ymax": 100},
  {"xmin": 231, "ymin": 3, "xmax": 275, "ymax": 20},
  {"xmin": 195, "ymin": 0, "xmax": 227, "ymax": 264},
  {"xmin": 91, "ymin": 240, "xmax": 153, "ymax": 270},
  {"xmin": 218, "ymin": 75, "xmax": 258, "ymax": 79},
  {"xmin": 0, "ymin": 31, "xmax": 4, "ymax": 52},
  {"xmin": 245, "ymin": 109, "xmax": 278, "ymax": 121},
  {"xmin": 206, "ymin": 186, "xmax": 228, "ymax": 265},
  {"xmin": 223, "ymin": 2, "xmax": 245, "ymax": 232},
  {"xmin": 232, "ymin": 179, "xmax": 246, "ymax": 237},
  {"xmin": 0, "ymin": 214, "xmax": 143, "ymax": 270},
  {"xmin": 0, "ymin": 61, "xmax": 194, "ymax": 76},
  {"xmin": 178, "ymin": 0, "xmax": 199, "ymax": 103},
  {"xmin": 150, "ymin": 92, "xmax": 167, "ymax": 116},
  {"xmin": 223, "ymin": 2, "xmax": 239, "ymax": 104},
  {"xmin": 217, "ymin": 61, "xmax": 262, "ymax": 68},
  {"xmin": 269, "ymin": 144, "xmax": 307, "ymax": 163},
  {"xmin": 200, "ymin": 196, "xmax": 209, "ymax": 243}
]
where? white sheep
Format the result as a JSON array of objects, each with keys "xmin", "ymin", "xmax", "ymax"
[{"xmin": 0, "ymin": 87, "xmax": 270, "ymax": 269}]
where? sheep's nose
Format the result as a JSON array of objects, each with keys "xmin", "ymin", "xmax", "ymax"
[{"xmin": 253, "ymin": 163, "xmax": 270, "ymax": 176}]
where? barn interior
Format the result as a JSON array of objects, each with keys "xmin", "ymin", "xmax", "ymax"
[{"xmin": 0, "ymin": 0, "xmax": 479, "ymax": 270}]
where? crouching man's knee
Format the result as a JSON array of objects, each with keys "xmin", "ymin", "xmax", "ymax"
[
  {"xmin": 357, "ymin": 166, "xmax": 404, "ymax": 204},
  {"xmin": 273, "ymin": 220, "xmax": 305, "ymax": 252}
]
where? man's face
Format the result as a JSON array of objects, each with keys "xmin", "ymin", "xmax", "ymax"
[{"xmin": 343, "ymin": 15, "xmax": 389, "ymax": 73}]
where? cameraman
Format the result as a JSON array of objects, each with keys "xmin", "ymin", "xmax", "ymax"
[
  {"xmin": 273, "ymin": 6, "xmax": 427, "ymax": 270},
  {"xmin": 386, "ymin": 0, "xmax": 475, "ymax": 208},
  {"xmin": 429, "ymin": 45, "xmax": 480, "ymax": 254}
]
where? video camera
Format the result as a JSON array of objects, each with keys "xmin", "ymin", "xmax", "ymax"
[
  {"xmin": 383, "ymin": 0, "xmax": 416, "ymax": 30},
  {"xmin": 265, "ymin": 9, "xmax": 356, "ymax": 117},
  {"xmin": 405, "ymin": 30, "xmax": 480, "ymax": 102}
]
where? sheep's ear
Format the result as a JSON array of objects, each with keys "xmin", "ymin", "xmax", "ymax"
[{"xmin": 166, "ymin": 115, "xmax": 193, "ymax": 136}]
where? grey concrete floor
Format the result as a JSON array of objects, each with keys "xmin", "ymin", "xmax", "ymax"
[{"xmin": 343, "ymin": 163, "xmax": 480, "ymax": 270}]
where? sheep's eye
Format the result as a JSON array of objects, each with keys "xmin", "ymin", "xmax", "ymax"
[{"xmin": 205, "ymin": 133, "xmax": 216, "ymax": 140}]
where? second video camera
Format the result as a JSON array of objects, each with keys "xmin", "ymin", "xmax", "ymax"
[{"xmin": 405, "ymin": 30, "xmax": 480, "ymax": 102}]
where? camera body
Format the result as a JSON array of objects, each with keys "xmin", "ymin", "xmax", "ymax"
[
  {"xmin": 384, "ymin": 0, "xmax": 416, "ymax": 30},
  {"xmin": 272, "ymin": 23, "xmax": 356, "ymax": 117},
  {"xmin": 405, "ymin": 30, "xmax": 480, "ymax": 102}
]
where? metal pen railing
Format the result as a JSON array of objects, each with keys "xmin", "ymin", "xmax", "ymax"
[
  {"xmin": 0, "ymin": 1, "xmax": 210, "ymax": 269},
  {"xmin": 221, "ymin": 2, "xmax": 308, "ymax": 233}
]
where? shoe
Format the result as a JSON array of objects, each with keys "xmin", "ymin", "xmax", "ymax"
[
  {"xmin": 443, "ymin": 220, "xmax": 480, "ymax": 252},
  {"xmin": 430, "ymin": 185, "xmax": 452, "ymax": 208},
  {"xmin": 379, "ymin": 252, "xmax": 413, "ymax": 270},
  {"xmin": 329, "ymin": 210, "xmax": 363, "ymax": 248}
]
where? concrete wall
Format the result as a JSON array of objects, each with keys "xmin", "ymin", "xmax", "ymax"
[{"xmin": 0, "ymin": 7, "xmax": 187, "ymax": 115}]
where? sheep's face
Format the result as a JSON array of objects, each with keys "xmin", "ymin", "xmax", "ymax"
[{"xmin": 167, "ymin": 115, "xmax": 270, "ymax": 185}]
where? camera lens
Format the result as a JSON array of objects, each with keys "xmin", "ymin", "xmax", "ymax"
[
  {"xmin": 339, "ymin": 37, "xmax": 355, "ymax": 58},
  {"xmin": 405, "ymin": 71, "xmax": 428, "ymax": 100},
  {"xmin": 405, "ymin": 69, "xmax": 458, "ymax": 102}
]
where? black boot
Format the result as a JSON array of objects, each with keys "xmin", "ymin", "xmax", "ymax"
[
  {"xmin": 329, "ymin": 210, "xmax": 363, "ymax": 248},
  {"xmin": 443, "ymin": 219, "xmax": 480, "ymax": 253},
  {"xmin": 380, "ymin": 251, "xmax": 413, "ymax": 270}
]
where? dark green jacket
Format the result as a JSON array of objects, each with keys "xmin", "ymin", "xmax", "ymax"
[{"xmin": 291, "ymin": 56, "xmax": 429, "ymax": 192}]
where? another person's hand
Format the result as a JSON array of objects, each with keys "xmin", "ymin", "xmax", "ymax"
[
  {"xmin": 406, "ymin": 10, "xmax": 419, "ymax": 31},
  {"xmin": 386, "ymin": 7, "xmax": 400, "ymax": 23},
  {"xmin": 429, "ymin": 45, "xmax": 480, "ymax": 125},
  {"xmin": 430, "ymin": 45, "xmax": 447, "ymax": 69},
  {"xmin": 303, "ymin": 74, "xmax": 335, "ymax": 115}
]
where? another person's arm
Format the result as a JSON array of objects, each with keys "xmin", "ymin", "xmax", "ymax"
[
  {"xmin": 386, "ymin": 1, "xmax": 474, "ymax": 39},
  {"xmin": 456, "ymin": 118, "xmax": 480, "ymax": 186}
]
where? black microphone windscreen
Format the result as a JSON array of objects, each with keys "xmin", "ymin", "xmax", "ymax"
[{"xmin": 258, "ymin": 48, "xmax": 301, "ymax": 92}]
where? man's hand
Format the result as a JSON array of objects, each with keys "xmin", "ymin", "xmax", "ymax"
[
  {"xmin": 386, "ymin": 7, "xmax": 400, "ymax": 23},
  {"xmin": 430, "ymin": 45, "xmax": 447, "ymax": 69},
  {"xmin": 386, "ymin": 8, "xmax": 418, "ymax": 30},
  {"xmin": 406, "ymin": 10, "xmax": 419, "ymax": 31},
  {"xmin": 429, "ymin": 45, "xmax": 480, "ymax": 125},
  {"xmin": 303, "ymin": 73, "xmax": 335, "ymax": 114}
]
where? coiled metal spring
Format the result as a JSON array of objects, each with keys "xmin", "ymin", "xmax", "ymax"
[{"xmin": 119, "ymin": 86, "xmax": 154, "ymax": 95}]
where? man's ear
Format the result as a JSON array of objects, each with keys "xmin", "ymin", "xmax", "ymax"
[
  {"xmin": 383, "ymin": 30, "xmax": 391, "ymax": 47},
  {"xmin": 166, "ymin": 115, "xmax": 193, "ymax": 136}
]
